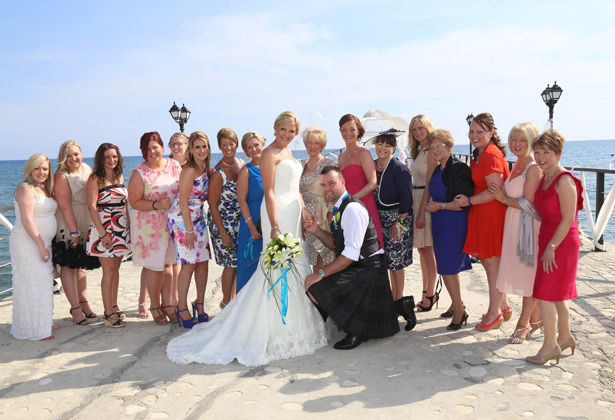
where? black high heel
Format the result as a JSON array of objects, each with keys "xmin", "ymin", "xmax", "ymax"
[
  {"xmin": 441, "ymin": 305, "xmax": 465, "ymax": 318},
  {"xmin": 417, "ymin": 276, "xmax": 442, "ymax": 312},
  {"xmin": 70, "ymin": 306, "xmax": 89, "ymax": 325},
  {"xmin": 447, "ymin": 312, "xmax": 469, "ymax": 331}
]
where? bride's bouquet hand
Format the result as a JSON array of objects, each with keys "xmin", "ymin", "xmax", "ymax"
[{"xmin": 270, "ymin": 226, "xmax": 282, "ymax": 240}]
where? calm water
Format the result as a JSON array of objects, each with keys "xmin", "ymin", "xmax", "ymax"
[{"xmin": 1, "ymin": 141, "xmax": 614, "ymax": 295}]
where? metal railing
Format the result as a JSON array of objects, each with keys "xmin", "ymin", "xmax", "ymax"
[{"xmin": 0, "ymin": 205, "xmax": 14, "ymax": 295}]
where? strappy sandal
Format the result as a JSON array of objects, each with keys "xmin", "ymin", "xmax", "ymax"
[
  {"xmin": 416, "ymin": 276, "xmax": 442, "ymax": 312},
  {"xmin": 70, "ymin": 306, "xmax": 89, "ymax": 325},
  {"xmin": 138, "ymin": 303, "xmax": 150, "ymax": 318},
  {"xmin": 192, "ymin": 300, "xmax": 210, "ymax": 323},
  {"xmin": 103, "ymin": 312, "xmax": 126, "ymax": 328},
  {"xmin": 509, "ymin": 325, "xmax": 530, "ymax": 344},
  {"xmin": 162, "ymin": 305, "xmax": 177, "ymax": 322},
  {"xmin": 113, "ymin": 305, "xmax": 126, "ymax": 320},
  {"xmin": 79, "ymin": 300, "xmax": 97, "ymax": 318},
  {"xmin": 150, "ymin": 307, "xmax": 168, "ymax": 325},
  {"xmin": 528, "ymin": 320, "xmax": 543, "ymax": 337}
]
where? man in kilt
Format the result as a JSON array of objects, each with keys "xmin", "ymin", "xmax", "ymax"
[{"xmin": 304, "ymin": 166, "xmax": 416, "ymax": 350}]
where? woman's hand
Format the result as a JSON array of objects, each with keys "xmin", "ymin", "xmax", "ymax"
[
  {"xmin": 424, "ymin": 202, "xmax": 440, "ymax": 213},
  {"xmin": 454, "ymin": 194, "xmax": 469, "ymax": 207},
  {"xmin": 390, "ymin": 224, "xmax": 401, "ymax": 242},
  {"xmin": 39, "ymin": 245, "xmax": 50, "ymax": 263},
  {"xmin": 541, "ymin": 246, "xmax": 558, "ymax": 274},
  {"xmin": 185, "ymin": 231, "xmax": 196, "ymax": 250},
  {"xmin": 248, "ymin": 223, "xmax": 261, "ymax": 241},
  {"xmin": 270, "ymin": 226, "xmax": 281, "ymax": 240},
  {"xmin": 100, "ymin": 231, "xmax": 113, "ymax": 250},
  {"xmin": 416, "ymin": 204, "xmax": 426, "ymax": 228},
  {"xmin": 221, "ymin": 231, "xmax": 233, "ymax": 248},
  {"xmin": 489, "ymin": 183, "xmax": 506, "ymax": 203},
  {"xmin": 70, "ymin": 234, "xmax": 80, "ymax": 248},
  {"xmin": 155, "ymin": 197, "xmax": 171, "ymax": 210}
]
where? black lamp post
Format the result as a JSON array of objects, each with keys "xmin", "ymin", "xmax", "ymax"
[
  {"xmin": 169, "ymin": 102, "xmax": 191, "ymax": 133},
  {"xmin": 466, "ymin": 113, "xmax": 474, "ymax": 154},
  {"xmin": 541, "ymin": 82, "xmax": 563, "ymax": 129}
]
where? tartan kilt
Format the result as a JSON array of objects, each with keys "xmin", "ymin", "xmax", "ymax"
[{"xmin": 309, "ymin": 255, "xmax": 399, "ymax": 339}]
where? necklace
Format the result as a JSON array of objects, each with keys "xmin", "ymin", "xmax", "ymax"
[
  {"xmin": 544, "ymin": 165, "xmax": 562, "ymax": 181},
  {"xmin": 220, "ymin": 159, "xmax": 236, "ymax": 167},
  {"xmin": 306, "ymin": 156, "xmax": 322, "ymax": 170},
  {"xmin": 376, "ymin": 159, "xmax": 390, "ymax": 170}
]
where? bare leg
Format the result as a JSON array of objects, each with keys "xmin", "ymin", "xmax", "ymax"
[
  {"xmin": 194, "ymin": 261, "xmax": 209, "ymax": 314},
  {"xmin": 138, "ymin": 271, "xmax": 149, "ymax": 318},
  {"xmin": 161, "ymin": 265, "xmax": 176, "ymax": 320},
  {"xmin": 312, "ymin": 254, "xmax": 324, "ymax": 274},
  {"xmin": 509, "ymin": 295, "xmax": 537, "ymax": 342},
  {"xmin": 171, "ymin": 263, "xmax": 180, "ymax": 306},
  {"xmin": 417, "ymin": 246, "xmax": 437, "ymax": 307},
  {"xmin": 479, "ymin": 256, "xmax": 503, "ymax": 325},
  {"xmin": 532, "ymin": 299, "xmax": 559, "ymax": 358},
  {"xmin": 389, "ymin": 269, "xmax": 405, "ymax": 301},
  {"xmin": 61, "ymin": 266, "xmax": 87, "ymax": 324},
  {"xmin": 144, "ymin": 267, "xmax": 164, "ymax": 309},
  {"xmin": 442, "ymin": 274, "xmax": 465, "ymax": 324},
  {"xmin": 177, "ymin": 263, "xmax": 196, "ymax": 321},
  {"xmin": 555, "ymin": 300, "xmax": 573, "ymax": 344},
  {"xmin": 75, "ymin": 268, "xmax": 95, "ymax": 316},
  {"xmin": 100, "ymin": 257, "xmax": 122, "ymax": 317},
  {"xmin": 220, "ymin": 267, "xmax": 237, "ymax": 306}
]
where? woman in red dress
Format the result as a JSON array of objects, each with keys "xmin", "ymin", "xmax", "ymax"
[
  {"xmin": 454, "ymin": 113, "xmax": 510, "ymax": 330},
  {"xmin": 526, "ymin": 130, "xmax": 583, "ymax": 365},
  {"xmin": 337, "ymin": 114, "xmax": 384, "ymax": 248}
]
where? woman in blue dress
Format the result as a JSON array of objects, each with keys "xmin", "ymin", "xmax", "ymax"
[
  {"xmin": 236, "ymin": 131, "xmax": 265, "ymax": 292},
  {"xmin": 425, "ymin": 129, "xmax": 473, "ymax": 330}
]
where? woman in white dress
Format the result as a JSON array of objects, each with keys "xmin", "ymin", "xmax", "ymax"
[
  {"xmin": 167, "ymin": 111, "xmax": 328, "ymax": 367},
  {"xmin": 10, "ymin": 154, "xmax": 58, "ymax": 341}
]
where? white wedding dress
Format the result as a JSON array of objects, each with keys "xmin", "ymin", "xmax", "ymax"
[{"xmin": 167, "ymin": 159, "xmax": 328, "ymax": 367}]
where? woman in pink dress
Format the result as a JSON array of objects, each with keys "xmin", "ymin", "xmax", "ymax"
[
  {"xmin": 337, "ymin": 114, "xmax": 384, "ymax": 248},
  {"xmin": 489, "ymin": 123, "xmax": 543, "ymax": 344},
  {"xmin": 525, "ymin": 130, "xmax": 583, "ymax": 365},
  {"xmin": 128, "ymin": 132, "xmax": 181, "ymax": 325}
]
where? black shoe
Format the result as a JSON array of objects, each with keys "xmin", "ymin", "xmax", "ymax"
[
  {"xmin": 441, "ymin": 305, "xmax": 465, "ymax": 318},
  {"xmin": 447, "ymin": 312, "xmax": 469, "ymax": 331},
  {"xmin": 333, "ymin": 334, "xmax": 367, "ymax": 350},
  {"xmin": 396, "ymin": 296, "xmax": 417, "ymax": 331}
]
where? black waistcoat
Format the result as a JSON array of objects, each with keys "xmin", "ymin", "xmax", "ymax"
[{"xmin": 331, "ymin": 194, "xmax": 380, "ymax": 258}]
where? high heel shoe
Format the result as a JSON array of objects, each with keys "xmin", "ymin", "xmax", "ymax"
[
  {"xmin": 112, "ymin": 305, "xmax": 125, "ymax": 320},
  {"xmin": 176, "ymin": 307, "xmax": 196, "ymax": 329},
  {"xmin": 526, "ymin": 345, "xmax": 561, "ymax": 365},
  {"xmin": 528, "ymin": 320, "xmax": 543, "ymax": 337},
  {"xmin": 150, "ymin": 307, "xmax": 168, "ymax": 325},
  {"xmin": 475, "ymin": 314, "xmax": 503, "ymax": 331},
  {"xmin": 162, "ymin": 305, "xmax": 177, "ymax": 322},
  {"xmin": 103, "ymin": 312, "xmax": 126, "ymax": 328},
  {"xmin": 441, "ymin": 305, "xmax": 465, "ymax": 318},
  {"xmin": 70, "ymin": 306, "xmax": 89, "ymax": 325},
  {"xmin": 447, "ymin": 312, "xmax": 469, "ymax": 330},
  {"xmin": 79, "ymin": 300, "xmax": 97, "ymax": 318},
  {"xmin": 191, "ymin": 301, "xmax": 210, "ymax": 323},
  {"xmin": 559, "ymin": 337, "xmax": 577, "ymax": 355},
  {"xmin": 415, "ymin": 291, "xmax": 426, "ymax": 309},
  {"xmin": 508, "ymin": 325, "xmax": 531, "ymax": 344},
  {"xmin": 502, "ymin": 306, "xmax": 513, "ymax": 321},
  {"xmin": 417, "ymin": 277, "xmax": 442, "ymax": 313}
]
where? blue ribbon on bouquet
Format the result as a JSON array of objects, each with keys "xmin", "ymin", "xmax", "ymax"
[
  {"xmin": 244, "ymin": 238, "xmax": 255, "ymax": 259},
  {"xmin": 267, "ymin": 266, "xmax": 290, "ymax": 325}
]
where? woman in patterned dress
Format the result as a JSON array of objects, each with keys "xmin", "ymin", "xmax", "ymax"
[
  {"xmin": 128, "ymin": 132, "xmax": 181, "ymax": 325},
  {"xmin": 408, "ymin": 115, "xmax": 439, "ymax": 313},
  {"xmin": 168, "ymin": 131, "xmax": 213, "ymax": 328},
  {"xmin": 208, "ymin": 128, "xmax": 243, "ymax": 309},
  {"xmin": 236, "ymin": 131, "xmax": 265, "ymax": 292},
  {"xmin": 52, "ymin": 140, "xmax": 100, "ymax": 326},
  {"xmin": 86, "ymin": 143, "xmax": 131, "ymax": 328},
  {"xmin": 299, "ymin": 126, "xmax": 335, "ymax": 272}
]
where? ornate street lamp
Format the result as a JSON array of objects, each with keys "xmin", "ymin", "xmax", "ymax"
[
  {"xmin": 169, "ymin": 102, "xmax": 191, "ymax": 133},
  {"xmin": 466, "ymin": 113, "xmax": 474, "ymax": 154},
  {"xmin": 541, "ymin": 82, "xmax": 563, "ymax": 129}
]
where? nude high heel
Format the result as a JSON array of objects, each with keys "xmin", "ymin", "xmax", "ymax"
[
  {"xmin": 526, "ymin": 345, "xmax": 561, "ymax": 365},
  {"xmin": 559, "ymin": 337, "xmax": 577, "ymax": 355}
]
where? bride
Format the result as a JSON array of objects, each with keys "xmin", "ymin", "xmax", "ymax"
[{"xmin": 167, "ymin": 111, "xmax": 328, "ymax": 367}]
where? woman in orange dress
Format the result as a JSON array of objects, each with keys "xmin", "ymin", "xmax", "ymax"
[{"xmin": 454, "ymin": 113, "xmax": 510, "ymax": 330}]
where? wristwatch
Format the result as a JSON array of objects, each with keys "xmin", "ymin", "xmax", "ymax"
[{"xmin": 318, "ymin": 268, "xmax": 325, "ymax": 279}]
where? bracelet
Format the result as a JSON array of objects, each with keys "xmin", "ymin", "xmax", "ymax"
[
  {"xmin": 221, "ymin": 231, "xmax": 229, "ymax": 237},
  {"xmin": 71, "ymin": 230, "xmax": 81, "ymax": 237},
  {"xmin": 272, "ymin": 226, "xmax": 279, "ymax": 230},
  {"xmin": 441, "ymin": 202, "xmax": 445, "ymax": 211},
  {"xmin": 245, "ymin": 217, "xmax": 252, "ymax": 223},
  {"xmin": 152, "ymin": 200, "xmax": 157, "ymax": 210},
  {"xmin": 468, "ymin": 197, "xmax": 472, "ymax": 206},
  {"xmin": 421, "ymin": 201, "xmax": 428, "ymax": 204},
  {"xmin": 186, "ymin": 230, "xmax": 195, "ymax": 234},
  {"xmin": 100, "ymin": 232, "xmax": 108, "ymax": 239},
  {"xmin": 549, "ymin": 242, "xmax": 557, "ymax": 249},
  {"xmin": 504, "ymin": 197, "xmax": 508, "ymax": 206}
]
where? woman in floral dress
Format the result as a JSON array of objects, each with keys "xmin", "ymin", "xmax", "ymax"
[
  {"xmin": 128, "ymin": 132, "xmax": 181, "ymax": 325},
  {"xmin": 208, "ymin": 128, "xmax": 243, "ymax": 308},
  {"xmin": 168, "ymin": 131, "xmax": 213, "ymax": 328}
]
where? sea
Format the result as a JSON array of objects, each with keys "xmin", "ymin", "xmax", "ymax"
[{"xmin": 1, "ymin": 140, "xmax": 614, "ymax": 296}]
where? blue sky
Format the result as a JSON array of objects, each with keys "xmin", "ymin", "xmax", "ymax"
[{"xmin": 1, "ymin": 0, "xmax": 614, "ymax": 159}]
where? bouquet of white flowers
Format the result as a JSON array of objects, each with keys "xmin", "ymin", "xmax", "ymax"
[{"xmin": 261, "ymin": 233, "xmax": 303, "ymax": 324}]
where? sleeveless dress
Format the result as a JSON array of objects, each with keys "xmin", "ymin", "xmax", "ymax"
[
  {"xmin": 496, "ymin": 163, "xmax": 541, "ymax": 296},
  {"xmin": 236, "ymin": 163, "xmax": 264, "ymax": 292},
  {"xmin": 207, "ymin": 168, "xmax": 241, "ymax": 268},
  {"xmin": 10, "ymin": 188, "xmax": 58, "ymax": 340},
  {"xmin": 409, "ymin": 149, "xmax": 434, "ymax": 248},
  {"xmin": 300, "ymin": 157, "xmax": 336, "ymax": 266},
  {"xmin": 463, "ymin": 144, "xmax": 510, "ymax": 258},
  {"xmin": 532, "ymin": 171, "xmax": 583, "ymax": 301},
  {"xmin": 130, "ymin": 159, "xmax": 181, "ymax": 271},
  {"xmin": 86, "ymin": 184, "xmax": 131, "ymax": 258},
  {"xmin": 167, "ymin": 159, "xmax": 328, "ymax": 367},
  {"xmin": 429, "ymin": 170, "xmax": 472, "ymax": 275},
  {"xmin": 341, "ymin": 164, "xmax": 384, "ymax": 248},
  {"xmin": 168, "ymin": 171, "xmax": 212, "ymax": 265},
  {"xmin": 52, "ymin": 164, "xmax": 100, "ymax": 269}
]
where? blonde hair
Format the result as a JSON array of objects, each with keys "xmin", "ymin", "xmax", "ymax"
[
  {"xmin": 427, "ymin": 129, "xmax": 455, "ymax": 149},
  {"xmin": 302, "ymin": 126, "xmax": 328, "ymax": 151},
  {"xmin": 186, "ymin": 131, "xmax": 211, "ymax": 174},
  {"xmin": 168, "ymin": 132, "xmax": 189, "ymax": 159},
  {"xmin": 56, "ymin": 140, "xmax": 82, "ymax": 173},
  {"xmin": 533, "ymin": 129, "xmax": 565, "ymax": 155},
  {"xmin": 241, "ymin": 131, "xmax": 265, "ymax": 153},
  {"xmin": 274, "ymin": 111, "xmax": 301, "ymax": 134},
  {"xmin": 16, "ymin": 154, "xmax": 54, "ymax": 196},
  {"xmin": 508, "ymin": 122, "xmax": 540, "ymax": 157},
  {"xmin": 408, "ymin": 115, "xmax": 435, "ymax": 160},
  {"xmin": 217, "ymin": 127, "xmax": 239, "ymax": 147}
]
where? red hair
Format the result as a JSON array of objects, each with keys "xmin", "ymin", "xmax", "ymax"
[
  {"xmin": 338, "ymin": 114, "xmax": 365, "ymax": 139},
  {"xmin": 139, "ymin": 132, "xmax": 164, "ymax": 160}
]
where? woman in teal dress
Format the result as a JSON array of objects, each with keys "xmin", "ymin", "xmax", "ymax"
[{"xmin": 236, "ymin": 131, "xmax": 265, "ymax": 292}]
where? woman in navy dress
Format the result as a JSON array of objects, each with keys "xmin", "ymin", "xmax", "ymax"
[
  {"xmin": 236, "ymin": 131, "xmax": 265, "ymax": 292},
  {"xmin": 425, "ymin": 129, "xmax": 473, "ymax": 330}
]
